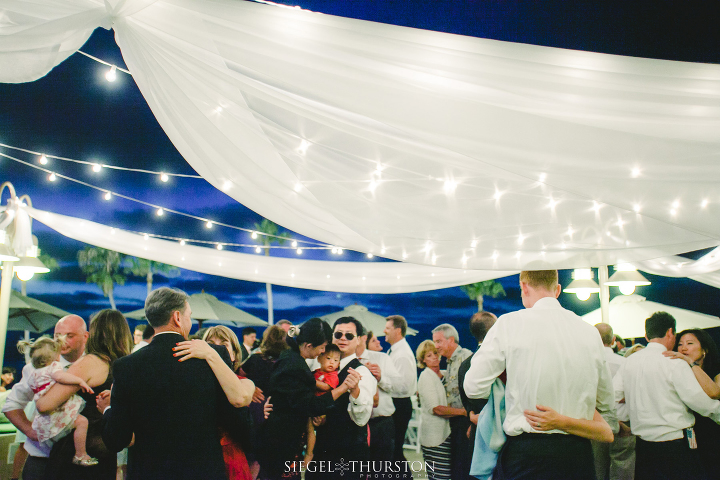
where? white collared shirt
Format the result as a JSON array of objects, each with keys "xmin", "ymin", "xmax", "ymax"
[
  {"xmin": 358, "ymin": 349, "xmax": 399, "ymax": 417},
  {"xmin": 131, "ymin": 340, "xmax": 149, "ymax": 353},
  {"xmin": 3, "ymin": 356, "xmax": 72, "ymax": 457},
  {"xmin": 464, "ymin": 296, "xmax": 615, "ymax": 437},
  {"xmin": 603, "ymin": 346, "xmax": 625, "ymax": 379},
  {"xmin": 387, "ymin": 337, "xmax": 418, "ymax": 398},
  {"xmin": 614, "ymin": 342, "xmax": 720, "ymax": 442},
  {"xmin": 339, "ymin": 354, "xmax": 377, "ymax": 426}
]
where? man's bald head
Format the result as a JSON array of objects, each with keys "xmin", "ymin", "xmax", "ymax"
[
  {"xmin": 594, "ymin": 323, "xmax": 614, "ymax": 347},
  {"xmin": 54, "ymin": 315, "xmax": 88, "ymax": 362}
]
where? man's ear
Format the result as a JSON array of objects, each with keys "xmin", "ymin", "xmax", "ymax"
[
  {"xmin": 554, "ymin": 284, "xmax": 561, "ymax": 298},
  {"xmin": 520, "ymin": 281, "xmax": 529, "ymax": 297}
]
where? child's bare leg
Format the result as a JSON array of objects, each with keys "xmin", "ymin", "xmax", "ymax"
[
  {"xmin": 304, "ymin": 418, "xmax": 316, "ymax": 463},
  {"xmin": 73, "ymin": 414, "xmax": 90, "ymax": 458}
]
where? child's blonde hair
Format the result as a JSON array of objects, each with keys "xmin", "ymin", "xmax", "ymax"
[{"xmin": 17, "ymin": 336, "xmax": 64, "ymax": 369}]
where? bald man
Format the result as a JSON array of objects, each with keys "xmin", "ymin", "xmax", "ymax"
[{"xmin": 3, "ymin": 315, "xmax": 88, "ymax": 480}]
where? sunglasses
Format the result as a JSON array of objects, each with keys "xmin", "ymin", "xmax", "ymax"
[{"xmin": 334, "ymin": 331, "xmax": 356, "ymax": 341}]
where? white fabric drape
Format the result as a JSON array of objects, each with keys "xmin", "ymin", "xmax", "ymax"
[
  {"xmin": 634, "ymin": 247, "xmax": 720, "ymax": 289},
  {"xmin": 3, "ymin": 0, "xmax": 720, "ymax": 270},
  {"xmin": 25, "ymin": 206, "xmax": 516, "ymax": 293}
]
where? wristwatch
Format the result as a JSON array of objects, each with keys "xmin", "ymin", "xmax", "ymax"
[{"xmin": 690, "ymin": 361, "xmax": 702, "ymax": 368}]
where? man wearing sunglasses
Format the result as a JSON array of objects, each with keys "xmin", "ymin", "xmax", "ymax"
[{"xmin": 306, "ymin": 317, "xmax": 377, "ymax": 480}]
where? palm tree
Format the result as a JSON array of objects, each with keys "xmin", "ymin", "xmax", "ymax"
[
  {"xmin": 125, "ymin": 257, "xmax": 180, "ymax": 295},
  {"xmin": 20, "ymin": 253, "xmax": 59, "ymax": 296},
  {"xmin": 460, "ymin": 280, "xmax": 506, "ymax": 312},
  {"xmin": 253, "ymin": 219, "xmax": 291, "ymax": 325},
  {"xmin": 77, "ymin": 247, "xmax": 126, "ymax": 310}
]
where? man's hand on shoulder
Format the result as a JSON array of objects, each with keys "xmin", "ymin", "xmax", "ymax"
[{"xmin": 96, "ymin": 389, "xmax": 112, "ymax": 413}]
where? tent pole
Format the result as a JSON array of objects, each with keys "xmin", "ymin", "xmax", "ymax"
[
  {"xmin": 24, "ymin": 329, "xmax": 30, "ymax": 364},
  {"xmin": 598, "ymin": 265, "xmax": 610, "ymax": 325},
  {"xmin": 0, "ymin": 261, "xmax": 15, "ymax": 371}
]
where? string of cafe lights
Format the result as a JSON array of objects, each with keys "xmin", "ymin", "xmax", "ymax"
[{"xmin": 0, "ymin": 150, "xmax": 370, "ymax": 256}]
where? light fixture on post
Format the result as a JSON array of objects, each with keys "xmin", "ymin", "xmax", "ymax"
[
  {"xmin": 564, "ymin": 268, "xmax": 600, "ymax": 301},
  {"xmin": 11, "ymin": 239, "xmax": 49, "ymax": 282},
  {"xmin": 605, "ymin": 263, "xmax": 650, "ymax": 295}
]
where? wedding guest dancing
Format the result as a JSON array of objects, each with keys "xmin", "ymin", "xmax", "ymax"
[
  {"xmin": 99, "ymin": 287, "xmax": 254, "ymax": 480},
  {"xmin": 258, "ymin": 318, "xmax": 361, "ymax": 480},
  {"xmin": 464, "ymin": 269, "xmax": 615, "ymax": 480},
  {"xmin": 307, "ymin": 317, "xmax": 376, "ymax": 480}
]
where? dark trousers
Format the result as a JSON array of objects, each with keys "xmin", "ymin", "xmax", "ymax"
[
  {"xmin": 21, "ymin": 455, "xmax": 48, "ymax": 480},
  {"xmin": 391, "ymin": 397, "xmax": 413, "ymax": 462},
  {"xmin": 635, "ymin": 435, "xmax": 707, "ymax": 480},
  {"xmin": 369, "ymin": 416, "xmax": 395, "ymax": 462},
  {"xmin": 494, "ymin": 433, "xmax": 596, "ymax": 480},
  {"xmin": 450, "ymin": 415, "xmax": 473, "ymax": 480}
]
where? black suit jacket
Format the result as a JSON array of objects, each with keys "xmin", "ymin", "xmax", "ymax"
[
  {"xmin": 102, "ymin": 332, "xmax": 249, "ymax": 480},
  {"xmin": 458, "ymin": 354, "xmax": 488, "ymax": 418}
]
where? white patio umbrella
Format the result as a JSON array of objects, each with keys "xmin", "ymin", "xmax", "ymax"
[
  {"xmin": 7, "ymin": 289, "xmax": 71, "ymax": 333},
  {"xmin": 581, "ymin": 294, "xmax": 720, "ymax": 339},
  {"xmin": 125, "ymin": 292, "xmax": 268, "ymax": 328},
  {"xmin": 319, "ymin": 304, "xmax": 418, "ymax": 337}
]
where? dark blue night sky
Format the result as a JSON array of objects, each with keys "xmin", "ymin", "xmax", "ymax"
[{"xmin": 2, "ymin": 0, "xmax": 719, "ymax": 373}]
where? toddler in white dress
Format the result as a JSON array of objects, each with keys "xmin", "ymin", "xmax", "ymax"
[{"xmin": 18, "ymin": 336, "xmax": 99, "ymax": 466}]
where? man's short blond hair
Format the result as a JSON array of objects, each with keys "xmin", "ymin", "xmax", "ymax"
[{"xmin": 519, "ymin": 270, "xmax": 558, "ymax": 291}]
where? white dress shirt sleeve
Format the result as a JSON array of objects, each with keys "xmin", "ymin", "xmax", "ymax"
[
  {"xmin": 670, "ymin": 360, "xmax": 720, "ymax": 423},
  {"xmin": 388, "ymin": 351, "xmax": 416, "ymax": 397},
  {"xmin": 375, "ymin": 353, "xmax": 402, "ymax": 392},
  {"xmin": 347, "ymin": 364, "xmax": 377, "ymax": 426},
  {"xmin": 463, "ymin": 323, "xmax": 506, "ymax": 399},
  {"xmin": 595, "ymin": 350, "xmax": 618, "ymax": 432},
  {"xmin": 613, "ymin": 366, "xmax": 630, "ymax": 422}
]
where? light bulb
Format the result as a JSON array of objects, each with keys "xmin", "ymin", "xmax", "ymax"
[
  {"xmin": 143, "ymin": 234, "xmax": 149, "ymax": 240},
  {"xmin": 294, "ymin": 182, "xmax": 303, "ymax": 192},
  {"xmin": 337, "ymin": 248, "xmax": 343, "ymax": 255},
  {"xmin": 105, "ymin": 65, "xmax": 117, "ymax": 82},
  {"xmin": 180, "ymin": 240, "xmax": 186, "ymax": 246},
  {"xmin": 206, "ymin": 221, "xmax": 213, "ymax": 229},
  {"xmin": 575, "ymin": 290, "xmax": 591, "ymax": 301},
  {"xmin": 291, "ymin": 240, "xmax": 298, "ymax": 248},
  {"xmin": 92, "ymin": 163, "xmax": 102, "ymax": 172},
  {"xmin": 255, "ymin": 246, "xmax": 261, "ymax": 254},
  {"xmin": 251, "ymin": 232, "xmax": 258, "ymax": 239},
  {"xmin": 222, "ymin": 181, "xmax": 232, "ymax": 191},
  {"xmin": 217, "ymin": 244, "xmax": 223, "ymax": 250},
  {"xmin": 619, "ymin": 284, "xmax": 636, "ymax": 295},
  {"xmin": 296, "ymin": 248, "xmax": 302, "ymax": 254},
  {"xmin": 104, "ymin": 191, "xmax": 111, "ymax": 201},
  {"xmin": 160, "ymin": 173, "xmax": 169, "ymax": 182},
  {"xmin": 331, "ymin": 247, "xmax": 338, "ymax": 254},
  {"xmin": 367, "ymin": 253, "xmax": 374, "ymax": 259},
  {"xmin": 16, "ymin": 270, "xmax": 34, "ymax": 281},
  {"xmin": 48, "ymin": 173, "xmax": 57, "ymax": 182},
  {"xmin": 39, "ymin": 154, "xmax": 48, "ymax": 165},
  {"xmin": 156, "ymin": 208, "xmax": 164, "ymax": 216}
]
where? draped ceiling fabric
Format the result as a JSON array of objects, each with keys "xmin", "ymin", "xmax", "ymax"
[
  {"xmin": 25, "ymin": 206, "xmax": 517, "ymax": 293},
  {"xmin": 3, "ymin": 0, "xmax": 720, "ymax": 271}
]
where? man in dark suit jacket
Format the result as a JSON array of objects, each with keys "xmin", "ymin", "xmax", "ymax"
[
  {"xmin": 98, "ymin": 287, "xmax": 254, "ymax": 480},
  {"xmin": 458, "ymin": 311, "xmax": 497, "ymax": 468}
]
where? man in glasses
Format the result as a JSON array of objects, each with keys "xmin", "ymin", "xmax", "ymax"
[{"xmin": 306, "ymin": 317, "xmax": 377, "ymax": 480}]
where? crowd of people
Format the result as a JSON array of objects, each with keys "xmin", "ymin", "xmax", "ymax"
[{"xmin": 1, "ymin": 270, "xmax": 719, "ymax": 480}]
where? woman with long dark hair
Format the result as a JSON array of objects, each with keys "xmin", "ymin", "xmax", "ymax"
[
  {"xmin": 257, "ymin": 318, "xmax": 360, "ymax": 480},
  {"xmin": 36, "ymin": 309, "xmax": 133, "ymax": 480},
  {"xmin": 665, "ymin": 328, "xmax": 720, "ymax": 478}
]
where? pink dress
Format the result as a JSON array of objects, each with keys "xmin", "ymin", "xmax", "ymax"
[{"xmin": 29, "ymin": 361, "xmax": 85, "ymax": 443}]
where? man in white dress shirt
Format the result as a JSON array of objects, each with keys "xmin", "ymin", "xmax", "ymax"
[
  {"xmin": 464, "ymin": 270, "xmax": 615, "ymax": 480},
  {"xmin": 592, "ymin": 323, "xmax": 634, "ymax": 480},
  {"xmin": 308, "ymin": 317, "xmax": 377, "ymax": 480},
  {"xmin": 614, "ymin": 312, "xmax": 720, "ymax": 480},
  {"xmin": 384, "ymin": 315, "xmax": 418, "ymax": 469},
  {"xmin": 3, "ymin": 315, "xmax": 88, "ymax": 480},
  {"xmin": 356, "ymin": 330, "xmax": 402, "ymax": 464}
]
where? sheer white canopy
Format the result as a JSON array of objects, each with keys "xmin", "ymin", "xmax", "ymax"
[
  {"xmin": 3, "ymin": 0, "xmax": 720, "ymax": 271},
  {"xmin": 26, "ymin": 206, "xmax": 516, "ymax": 293}
]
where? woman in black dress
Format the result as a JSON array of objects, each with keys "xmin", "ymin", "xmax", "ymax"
[
  {"xmin": 36, "ymin": 310, "xmax": 133, "ymax": 480},
  {"xmin": 257, "ymin": 318, "xmax": 358, "ymax": 480},
  {"xmin": 666, "ymin": 328, "xmax": 720, "ymax": 479}
]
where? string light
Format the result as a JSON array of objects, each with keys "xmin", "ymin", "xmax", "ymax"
[
  {"xmin": 156, "ymin": 208, "xmax": 164, "ymax": 216},
  {"xmin": 538, "ymin": 173, "xmax": 547, "ymax": 182},
  {"xmin": 297, "ymin": 139, "xmax": 311, "ymax": 155},
  {"xmin": 367, "ymin": 253, "xmax": 373, "ymax": 259},
  {"xmin": 631, "ymin": 167, "xmax": 641, "ymax": 178},
  {"xmin": 254, "ymin": 246, "xmax": 261, "ymax": 253},
  {"xmin": 39, "ymin": 154, "xmax": 48, "ymax": 165},
  {"xmin": 296, "ymin": 248, "xmax": 302, "ymax": 254},
  {"xmin": 104, "ymin": 191, "xmax": 111, "ymax": 201},
  {"xmin": 216, "ymin": 244, "xmax": 223, "ymax": 250},
  {"xmin": 470, "ymin": 240, "xmax": 478, "ymax": 248},
  {"xmin": 143, "ymin": 233, "xmax": 149, "ymax": 240},
  {"xmin": 180, "ymin": 240, "xmax": 186, "ymax": 246},
  {"xmin": 381, "ymin": 247, "xmax": 386, "ymax": 254},
  {"xmin": 443, "ymin": 180, "xmax": 457, "ymax": 194},
  {"xmin": 291, "ymin": 240, "xmax": 298, "ymax": 248},
  {"xmin": 701, "ymin": 199, "xmax": 709, "ymax": 208},
  {"xmin": 222, "ymin": 181, "xmax": 232, "ymax": 191},
  {"xmin": 251, "ymin": 232, "xmax": 258, "ymax": 239},
  {"xmin": 294, "ymin": 182, "xmax": 303, "ymax": 192},
  {"xmin": 48, "ymin": 173, "xmax": 56, "ymax": 182},
  {"xmin": 160, "ymin": 173, "xmax": 169, "ymax": 182},
  {"xmin": 633, "ymin": 204, "xmax": 641, "ymax": 213},
  {"xmin": 493, "ymin": 190, "xmax": 503, "ymax": 200},
  {"xmin": 105, "ymin": 65, "xmax": 117, "ymax": 82},
  {"xmin": 92, "ymin": 163, "xmax": 102, "ymax": 172},
  {"xmin": 206, "ymin": 221, "xmax": 213, "ymax": 229}
]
